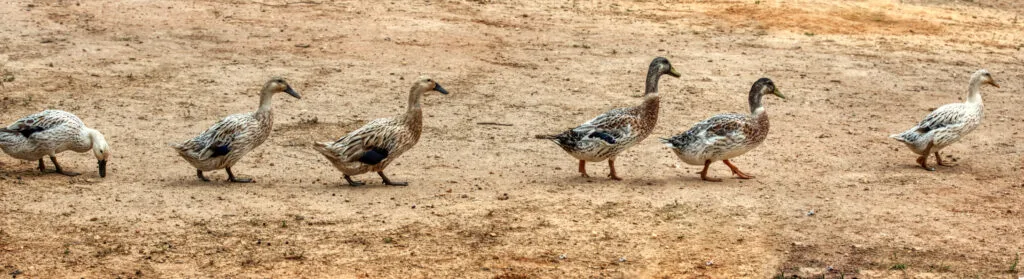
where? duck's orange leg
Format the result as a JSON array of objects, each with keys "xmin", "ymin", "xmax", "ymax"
[
  {"xmin": 578, "ymin": 160, "xmax": 589, "ymax": 178},
  {"xmin": 700, "ymin": 160, "xmax": 722, "ymax": 182},
  {"xmin": 608, "ymin": 159, "xmax": 622, "ymax": 180},
  {"xmin": 723, "ymin": 159, "xmax": 754, "ymax": 179}
]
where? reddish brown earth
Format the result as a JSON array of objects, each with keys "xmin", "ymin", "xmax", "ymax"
[{"xmin": 1, "ymin": 0, "xmax": 1022, "ymax": 278}]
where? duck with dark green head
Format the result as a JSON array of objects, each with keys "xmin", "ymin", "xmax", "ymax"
[{"xmin": 662, "ymin": 78, "xmax": 784, "ymax": 182}]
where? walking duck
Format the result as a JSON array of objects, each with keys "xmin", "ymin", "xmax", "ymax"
[
  {"xmin": 662, "ymin": 78, "xmax": 784, "ymax": 182},
  {"xmin": 535, "ymin": 57, "xmax": 680, "ymax": 180},
  {"xmin": 0, "ymin": 110, "xmax": 110, "ymax": 177},
  {"xmin": 171, "ymin": 77, "xmax": 301, "ymax": 182},
  {"xmin": 890, "ymin": 69, "xmax": 998, "ymax": 171},
  {"xmin": 313, "ymin": 76, "xmax": 448, "ymax": 186}
]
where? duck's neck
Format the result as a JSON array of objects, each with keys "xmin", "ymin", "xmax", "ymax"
[
  {"xmin": 79, "ymin": 127, "xmax": 106, "ymax": 153},
  {"xmin": 640, "ymin": 66, "xmax": 663, "ymax": 122},
  {"xmin": 404, "ymin": 85, "xmax": 427, "ymax": 125},
  {"xmin": 644, "ymin": 67, "xmax": 662, "ymax": 96},
  {"xmin": 257, "ymin": 88, "xmax": 276, "ymax": 113},
  {"xmin": 748, "ymin": 87, "xmax": 765, "ymax": 115},
  {"xmin": 966, "ymin": 77, "xmax": 983, "ymax": 104}
]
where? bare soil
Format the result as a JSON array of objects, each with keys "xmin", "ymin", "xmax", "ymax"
[{"xmin": 1, "ymin": 0, "xmax": 1023, "ymax": 278}]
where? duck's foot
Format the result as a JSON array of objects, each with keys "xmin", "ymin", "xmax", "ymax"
[
  {"xmin": 226, "ymin": 167, "xmax": 255, "ymax": 183},
  {"xmin": 50, "ymin": 156, "xmax": 80, "ymax": 176},
  {"xmin": 38, "ymin": 159, "xmax": 46, "ymax": 172},
  {"xmin": 344, "ymin": 175, "xmax": 365, "ymax": 187},
  {"xmin": 916, "ymin": 156, "xmax": 935, "ymax": 171},
  {"xmin": 578, "ymin": 160, "xmax": 590, "ymax": 178},
  {"xmin": 607, "ymin": 159, "xmax": 623, "ymax": 180},
  {"xmin": 700, "ymin": 160, "xmax": 722, "ymax": 182},
  {"xmin": 934, "ymin": 152, "xmax": 954, "ymax": 167},
  {"xmin": 378, "ymin": 172, "xmax": 408, "ymax": 186},
  {"xmin": 723, "ymin": 159, "xmax": 754, "ymax": 179},
  {"xmin": 196, "ymin": 169, "xmax": 211, "ymax": 182}
]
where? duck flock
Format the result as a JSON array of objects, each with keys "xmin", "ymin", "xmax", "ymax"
[{"xmin": 0, "ymin": 57, "xmax": 999, "ymax": 185}]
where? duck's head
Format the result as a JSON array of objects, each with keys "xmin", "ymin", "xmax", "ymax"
[
  {"xmin": 752, "ymin": 78, "xmax": 785, "ymax": 99},
  {"xmin": 650, "ymin": 57, "xmax": 681, "ymax": 78},
  {"xmin": 87, "ymin": 128, "xmax": 110, "ymax": 178},
  {"xmin": 973, "ymin": 69, "xmax": 999, "ymax": 88},
  {"xmin": 263, "ymin": 77, "xmax": 302, "ymax": 99},
  {"xmin": 415, "ymin": 76, "xmax": 449, "ymax": 95}
]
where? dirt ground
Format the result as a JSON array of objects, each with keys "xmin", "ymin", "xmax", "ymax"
[{"xmin": 1, "ymin": 0, "xmax": 1023, "ymax": 278}]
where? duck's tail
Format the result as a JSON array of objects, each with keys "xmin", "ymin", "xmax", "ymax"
[
  {"xmin": 534, "ymin": 134, "xmax": 558, "ymax": 140},
  {"xmin": 889, "ymin": 129, "xmax": 919, "ymax": 144},
  {"xmin": 311, "ymin": 142, "xmax": 337, "ymax": 159}
]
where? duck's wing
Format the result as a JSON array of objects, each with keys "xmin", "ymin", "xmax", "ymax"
[
  {"xmin": 571, "ymin": 107, "xmax": 639, "ymax": 144},
  {"xmin": 188, "ymin": 114, "xmax": 249, "ymax": 160},
  {"xmin": 665, "ymin": 113, "xmax": 750, "ymax": 147},
  {"xmin": 331, "ymin": 118, "xmax": 406, "ymax": 165},
  {"xmin": 913, "ymin": 103, "xmax": 971, "ymax": 134},
  {"xmin": 0, "ymin": 110, "xmax": 82, "ymax": 138}
]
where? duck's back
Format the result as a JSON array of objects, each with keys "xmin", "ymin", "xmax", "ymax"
[
  {"xmin": 322, "ymin": 116, "xmax": 419, "ymax": 174},
  {"xmin": 0, "ymin": 110, "xmax": 85, "ymax": 160}
]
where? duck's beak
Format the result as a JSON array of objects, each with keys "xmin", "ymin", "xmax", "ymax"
[
  {"xmin": 668, "ymin": 67, "xmax": 681, "ymax": 78},
  {"xmin": 285, "ymin": 86, "xmax": 302, "ymax": 99},
  {"xmin": 989, "ymin": 80, "xmax": 1000, "ymax": 88},
  {"xmin": 434, "ymin": 83, "xmax": 450, "ymax": 95},
  {"xmin": 98, "ymin": 160, "xmax": 107, "ymax": 178},
  {"xmin": 773, "ymin": 88, "xmax": 786, "ymax": 99}
]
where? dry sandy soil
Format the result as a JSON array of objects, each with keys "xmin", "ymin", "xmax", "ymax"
[{"xmin": 1, "ymin": 0, "xmax": 1023, "ymax": 278}]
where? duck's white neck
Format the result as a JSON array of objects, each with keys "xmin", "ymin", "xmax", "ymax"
[
  {"xmin": 81, "ymin": 127, "xmax": 107, "ymax": 153},
  {"xmin": 752, "ymin": 106, "xmax": 766, "ymax": 116},
  {"xmin": 966, "ymin": 77, "xmax": 983, "ymax": 104}
]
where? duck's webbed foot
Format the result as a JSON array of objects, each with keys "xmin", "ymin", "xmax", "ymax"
[
  {"xmin": 700, "ymin": 160, "xmax": 722, "ymax": 182},
  {"xmin": 344, "ymin": 175, "xmax": 365, "ymax": 187},
  {"xmin": 578, "ymin": 160, "xmax": 590, "ymax": 178},
  {"xmin": 378, "ymin": 172, "xmax": 408, "ymax": 186},
  {"xmin": 607, "ymin": 159, "xmax": 622, "ymax": 181},
  {"xmin": 50, "ymin": 156, "xmax": 80, "ymax": 176},
  {"xmin": 226, "ymin": 167, "xmax": 254, "ymax": 183},
  {"xmin": 916, "ymin": 156, "xmax": 935, "ymax": 171},
  {"xmin": 197, "ymin": 169, "xmax": 211, "ymax": 182},
  {"xmin": 918, "ymin": 142, "xmax": 936, "ymax": 171},
  {"xmin": 723, "ymin": 159, "xmax": 754, "ymax": 179}
]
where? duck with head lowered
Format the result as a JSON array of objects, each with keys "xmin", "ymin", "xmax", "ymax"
[
  {"xmin": 662, "ymin": 78, "xmax": 784, "ymax": 182},
  {"xmin": 535, "ymin": 57, "xmax": 681, "ymax": 180},
  {"xmin": 0, "ymin": 110, "xmax": 110, "ymax": 177},
  {"xmin": 890, "ymin": 69, "xmax": 998, "ymax": 171},
  {"xmin": 171, "ymin": 77, "xmax": 301, "ymax": 182},
  {"xmin": 313, "ymin": 76, "xmax": 449, "ymax": 186}
]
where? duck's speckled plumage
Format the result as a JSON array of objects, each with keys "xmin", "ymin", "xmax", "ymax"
[
  {"xmin": 172, "ymin": 77, "xmax": 300, "ymax": 181},
  {"xmin": 536, "ymin": 57, "xmax": 680, "ymax": 179},
  {"xmin": 313, "ymin": 77, "xmax": 448, "ymax": 186},
  {"xmin": 662, "ymin": 78, "xmax": 783, "ymax": 181},
  {"xmin": 172, "ymin": 110, "xmax": 274, "ymax": 171},
  {"xmin": 0, "ymin": 109, "xmax": 110, "ymax": 176},
  {"xmin": 890, "ymin": 69, "xmax": 998, "ymax": 170}
]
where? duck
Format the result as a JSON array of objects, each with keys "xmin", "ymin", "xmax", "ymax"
[
  {"xmin": 171, "ymin": 77, "xmax": 301, "ymax": 182},
  {"xmin": 662, "ymin": 78, "xmax": 784, "ymax": 182},
  {"xmin": 313, "ymin": 76, "xmax": 448, "ymax": 186},
  {"xmin": 0, "ymin": 109, "xmax": 110, "ymax": 177},
  {"xmin": 535, "ymin": 57, "xmax": 680, "ymax": 180},
  {"xmin": 890, "ymin": 69, "xmax": 998, "ymax": 171}
]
